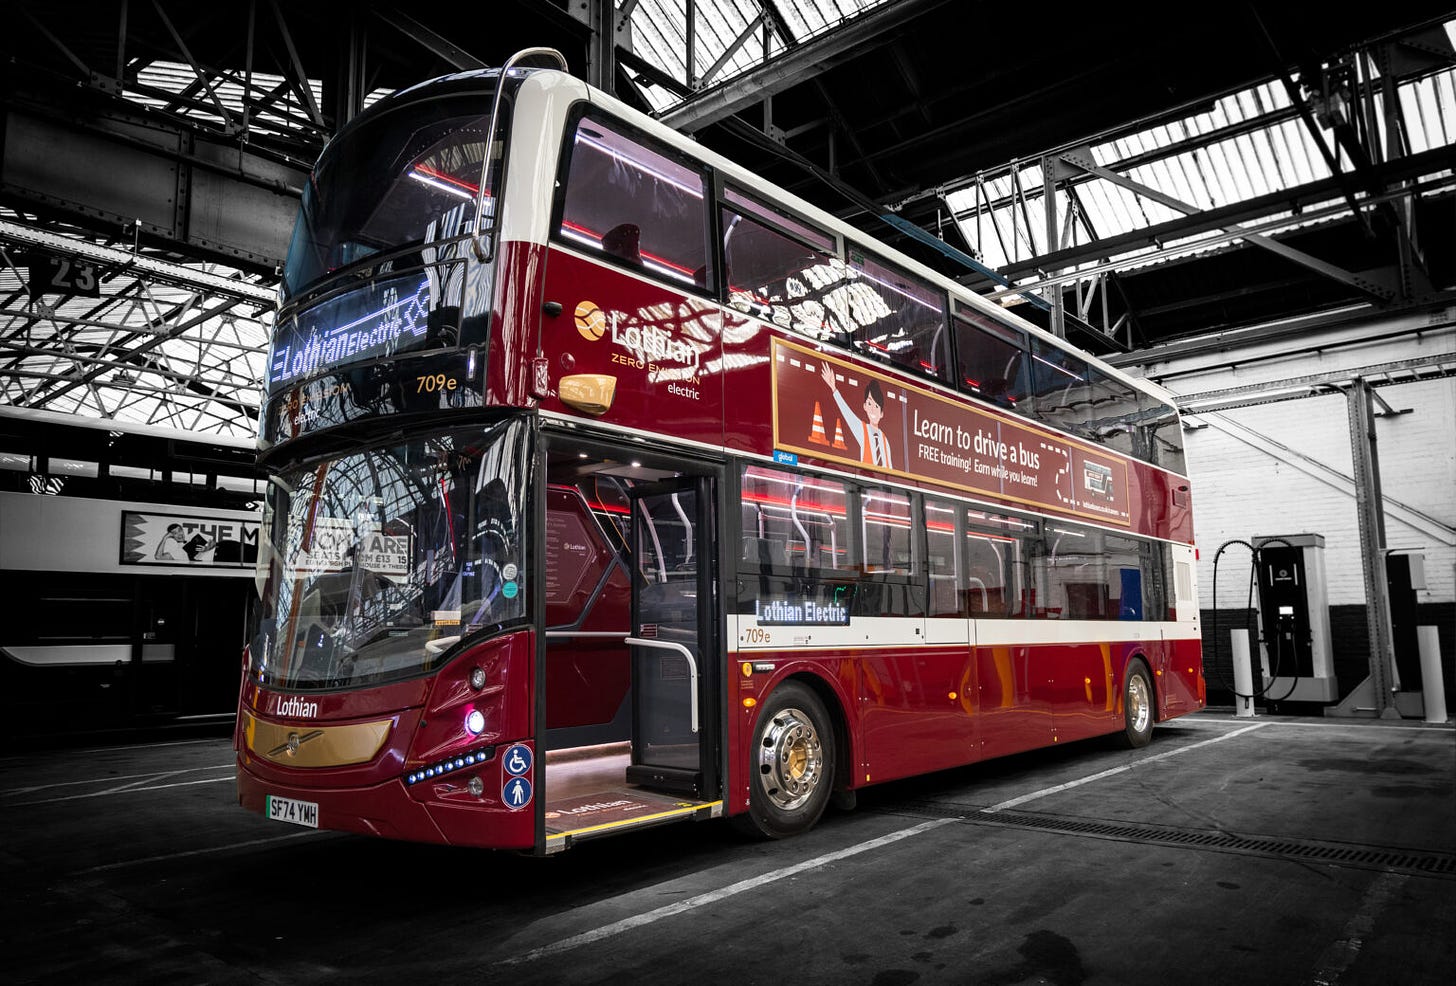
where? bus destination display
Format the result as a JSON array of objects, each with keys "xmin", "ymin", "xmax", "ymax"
[{"xmin": 267, "ymin": 272, "xmax": 432, "ymax": 392}]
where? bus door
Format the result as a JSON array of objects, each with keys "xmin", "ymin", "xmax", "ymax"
[{"xmin": 624, "ymin": 477, "xmax": 719, "ymax": 798}]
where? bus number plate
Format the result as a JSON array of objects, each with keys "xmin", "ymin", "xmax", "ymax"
[{"xmin": 266, "ymin": 795, "xmax": 319, "ymax": 828}]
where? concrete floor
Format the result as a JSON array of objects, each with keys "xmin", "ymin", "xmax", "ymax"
[{"xmin": 2, "ymin": 710, "xmax": 1452, "ymax": 985}]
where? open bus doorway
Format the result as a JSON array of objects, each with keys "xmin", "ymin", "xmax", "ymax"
[{"xmin": 538, "ymin": 439, "xmax": 723, "ymax": 852}]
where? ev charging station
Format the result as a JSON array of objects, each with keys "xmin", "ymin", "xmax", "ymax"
[{"xmin": 1253, "ymin": 534, "xmax": 1338, "ymax": 703}]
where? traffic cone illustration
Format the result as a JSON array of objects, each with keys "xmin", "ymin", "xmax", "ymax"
[
  {"xmin": 808, "ymin": 401, "xmax": 830, "ymax": 445},
  {"xmin": 832, "ymin": 419, "xmax": 848, "ymax": 450}
]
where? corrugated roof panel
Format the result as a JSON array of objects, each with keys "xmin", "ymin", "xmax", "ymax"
[
  {"xmin": 1203, "ymin": 141, "xmax": 1241, "ymax": 206},
  {"xmin": 1172, "ymin": 154, "xmax": 1205, "ymax": 208}
]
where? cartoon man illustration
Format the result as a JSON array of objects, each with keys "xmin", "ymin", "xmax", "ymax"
[{"xmin": 821, "ymin": 361, "xmax": 893, "ymax": 469}]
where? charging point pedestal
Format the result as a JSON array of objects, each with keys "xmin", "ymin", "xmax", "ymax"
[
  {"xmin": 1253, "ymin": 534, "xmax": 1337, "ymax": 704},
  {"xmin": 1230, "ymin": 629, "xmax": 1257, "ymax": 718}
]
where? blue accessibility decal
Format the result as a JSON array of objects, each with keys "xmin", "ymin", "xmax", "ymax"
[
  {"xmin": 503, "ymin": 775, "xmax": 533, "ymax": 810},
  {"xmin": 503, "ymin": 743, "xmax": 533, "ymax": 777}
]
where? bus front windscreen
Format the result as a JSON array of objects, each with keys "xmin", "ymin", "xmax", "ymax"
[
  {"xmin": 249, "ymin": 419, "xmax": 529, "ymax": 691},
  {"xmin": 282, "ymin": 90, "xmax": 503, "ymax": 299}
]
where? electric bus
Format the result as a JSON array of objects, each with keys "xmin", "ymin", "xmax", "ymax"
[{"xmin": 236, "ymin": 50, "xmax": 1203, "ymax": 853}]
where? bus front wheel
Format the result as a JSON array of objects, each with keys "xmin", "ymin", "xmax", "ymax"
[
  {"xmin": 1120, "ymin": 662, "xmax": 1155, "ymax": 749},
  {"xmin": 735, "ymin": 681, "xmax": 835, "ymax": 839}
]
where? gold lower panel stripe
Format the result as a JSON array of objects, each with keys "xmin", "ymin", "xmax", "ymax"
[{"xmin": 243, "ymin": 710, "xmax": 392, "ymax": 768}]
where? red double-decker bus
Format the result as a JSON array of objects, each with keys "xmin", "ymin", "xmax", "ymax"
[{"xmin": 236, "ymin": 50, "xmax": 1203, "ymax": 852}]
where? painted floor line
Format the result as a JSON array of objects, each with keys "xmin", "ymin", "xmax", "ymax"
[
  {"xmin": 499, "ymin": 816, "xmax": 960, "ymax": 966},
  {"xmin": 9, "ymin": 774, "xmax": 235, "ymax": 806},
  {"xmin": 1, "ymin": 763, "xmax": 236, "ymax": 797},
  {"xmin": 1190, "ymin": 717, "xmax": 1452, "ymax": 734},
  {"xmin": 981, "ymin": 721, "xmax": 1269, "ymax": 814},
  {"xmin": 82, "ymin": 830, "xmax": 327, "ymax": 873},
  {"xmin": 0, "ymin": 736, "xmax": 231, "ymax": 763},
  {"xmin": 500, "ymin": 723, "xmax": 1275, "ymax": 966}
]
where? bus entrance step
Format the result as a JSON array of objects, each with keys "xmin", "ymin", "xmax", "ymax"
[
  {"xmin": 624, "ymin": 764, "xmax": 701, "ymax": 795},
  {"xmin": 544, "ymin": 786, "xmax": 722, "ymax": 853}
]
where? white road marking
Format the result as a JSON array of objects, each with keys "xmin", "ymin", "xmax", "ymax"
[
  {"xmin": 499, "ymin": 817, "xmax": 960, "ymax": 965},
  {"xmin": 503, "ymin": 721, "xmax": 1276, "ymax": 965},
  {"xmin": 82, "ymin": 830, "xmax": 328, "ymax": 873},
  {"xmin": 982, "ymin": 722, "xmax": 1269, "ymax": 813},
  {"xmin": 0, "ymin": 736, "xmax": 232, "ymax": 763},
  {"xmin": 9, "ymin": 774, "xmax": 234, "ymax": 806},
  {"xmin": 1, "ymin": 763, "xmax": 236, "ymax": 797}
]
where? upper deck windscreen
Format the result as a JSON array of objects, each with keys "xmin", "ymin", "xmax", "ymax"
[{"xmin": 281, "ymin": 91, "xmax": 499, "ymax": 300}]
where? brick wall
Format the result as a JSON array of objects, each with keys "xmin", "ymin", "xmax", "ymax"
[
  {"xmin": 1202, "ymin": 603, "xmax": 1453, "ymax": 708},
  {"xmin": 1123, "ymin": 309, "xmax": 1456, "ymax": 712}
]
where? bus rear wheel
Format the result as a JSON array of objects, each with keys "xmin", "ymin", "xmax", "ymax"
[
  {"xmin": 1120, "ymin": 662, "xmax": 1154, "ymax": 749},
  {"xmin": 736, "ymin": 681, "xmax": 835, "ymax": 839}
]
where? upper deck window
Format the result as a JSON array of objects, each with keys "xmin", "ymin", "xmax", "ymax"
[
  {"xmin": 557, "ymin": 116, "xmax": 712, "ymax": 290},
  {"xmin": 1029, "ymin": 338, "xmax": 1089, "ymax": 435},
  {"xmin": 1084, "ymin": 368, "xmax": 1142, "ymax": 457},
  {"xmin": 835, "ymin": 249, "xmax": 950, "ymax": 384},
  {"xmin": 952, "ymin": 303, "xmax": 1031, "ymax": 415},
  {"xmin": 724, "ymin": 188, "xmax": 836, "ymax": 253},
  {"xmin": 722, "ymin": 190, "xmax": 845, "ymax": 339},
  {"xmin": 1137, "ymin": 393, "xmax": 1188, "ymax": 476},
  {"xmin": 284, "ymin": 95, "xmax": 498, "ymax": 299}
]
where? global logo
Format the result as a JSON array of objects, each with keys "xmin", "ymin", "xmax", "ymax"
[{"xmin": 575, "ymin": 300, "xmax": 607, "ymax": 341}]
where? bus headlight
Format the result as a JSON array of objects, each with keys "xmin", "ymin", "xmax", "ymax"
[
  {"xmin": 465, "ymin": 709, "xmax": 486, "ymax": 735},
  {"xmin": 469, "ymin": 666, "xmax": 487, "ymax": 690}
]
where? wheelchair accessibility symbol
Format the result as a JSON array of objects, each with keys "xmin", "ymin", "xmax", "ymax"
[{"xmin": 503, "ymin": 743, "xmax": 533, "ymax": 777}]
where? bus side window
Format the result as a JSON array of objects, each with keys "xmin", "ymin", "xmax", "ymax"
[
  {"xmin": 1137, "ymin": 393, "xmax": 1187, "ymax": 475},
  {"xmin": 965, "ymin": 508, "xmax": 1035, "ymax": 618},
  {"xmin": 925, "ymin": 497, "xmax": 962, "ymax": 617},
  {"xmin": 556, "ymin": 115, "xmax": 711, "ymax": 293},
  {"xmin": 1040, "ymin": 523, "xmax": 1162, "ymax": 621},
  {"xmin": 952, "ymin": 305, "xmax": 1031, "ymax": 416},
  {"xmin": 853, "ymin": 486, "xmax": 921, "ymax": 619},
  {"xmin": 1085, "ymin": 368, "xmax": 1140, "ymax": 456},
  {"xmin": 720, "ymin": 188, "xmax": 845, "ymax": 341},
  {"xmin": 1029, "ymin": 339, "xmax": 1089, "ymax": 439},
  {"xmin": 860, "ymin": 488, "xmax": 914, "ymax": 576},
  {"xmin": 739, "ymin": 464, "xmax": 853, "ymax": 575},
  {"xmin": 838, "ymin": 248, "xmax": 951, "ymax": 385}
]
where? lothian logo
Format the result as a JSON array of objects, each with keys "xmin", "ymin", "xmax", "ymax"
[{"xmin": 275, "ymin": 695, "xmax": 319, "ymax": 718}]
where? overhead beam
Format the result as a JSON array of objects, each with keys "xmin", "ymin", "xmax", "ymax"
[
  {"xmin": 1, "ymin": 97, "xmax": 305, "ymax": 274},
  {"xmin": 1056, "ymin": 150, "xmax": 1396, "ymax": 301},
  {"xmin": 658, "ymin": 0, "xmax": 951, "ymax": 133},
  {"xmin": 1174, "ymin": 352, "xmax": 1456, "ymax": 415},
  {"xmin": 371, "ymin": 8, "xmax": 489, "ymax": 72},
  {"xmin": 985, "ymin": 143, "xmax": 1456, "ymax": 283},
  {"xmin": 0, "ymin": 219, "xmax": 275, "ymax": 303},
  {"xmin": 21, "ymin": 293, "xmax": 248, "ymax": 409}
]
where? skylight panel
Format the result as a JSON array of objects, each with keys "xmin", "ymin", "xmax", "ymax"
[
  {"xmin": 1169, "ymin": 155, "xmax": 1202, "ymax": 208},
  {"xmin": 1403, "ymin": 75, "xmax": 1448, "ymax": 153},
  {"xmin": 624, "ymin": 0, "xmax": 887, "ymax": 112}
]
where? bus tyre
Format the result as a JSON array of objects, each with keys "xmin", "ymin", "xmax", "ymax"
[
  {"xmin": 736, "ymin": 682, "xmax": 835, "ymax": 839},
  {"xmin": 1120, "ymin": 662, "xmax": 1155, "ymax": 749}
]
